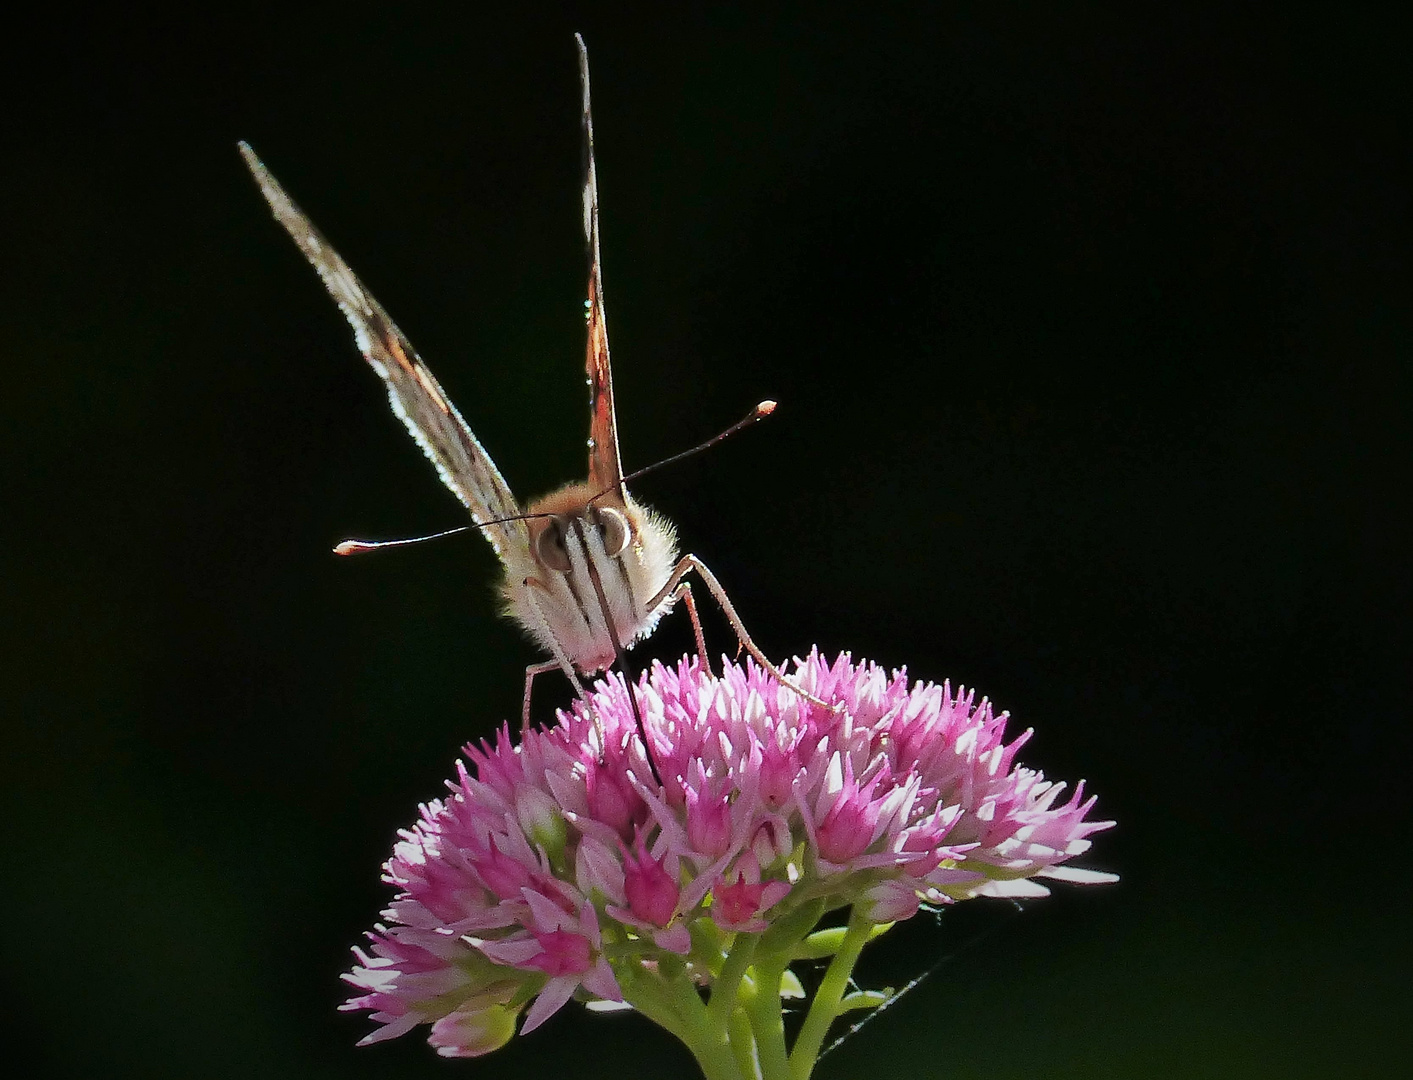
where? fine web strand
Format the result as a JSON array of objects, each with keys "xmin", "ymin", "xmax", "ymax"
[{"xmin": 817, "ymin": 901, "xmax": 1026, "ymax": 1063}]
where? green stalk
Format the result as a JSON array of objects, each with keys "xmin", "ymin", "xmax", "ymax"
[
  {"xmin": 744, "ymin": 958, "xmax": 792, "ymax": 1080},
  {"xmin": 788, "ymin": 907, "xmax": 873, "ymax": 1079},
  {"xmin": 727, "ymin": 1004, "xmax": 759, "ymax": 1079},
  {"xmin": 617, "ymin": 963, "xmax": 691, "ymax": 1045},
  {"xmin": 708, "ymin": 932, "xmax": 758, "ymax": 1029},
  {"xmin": 667, "ymin": 970, "xmax": 743, "ymax": 1080}
]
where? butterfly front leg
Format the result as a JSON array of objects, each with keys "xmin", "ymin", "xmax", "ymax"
[
  {"xmin": 520, "ymin": 576, "xmax": 596, "ymax": 735},
  {"xmin": 672, "ymin": 581, "xmax": 711, "ymax": 676},
  {"xmin": 521, "ymin": 659, "xmax": 565, "ymax": 731},
  {"xmin": 646, "ymin": 555, "xmax": 836, "ymax": 712}
]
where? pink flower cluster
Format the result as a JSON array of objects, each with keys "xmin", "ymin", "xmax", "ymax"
[{"xmin": 342, "ymin": 651, "xmax": 1114, "ymax": 1056}]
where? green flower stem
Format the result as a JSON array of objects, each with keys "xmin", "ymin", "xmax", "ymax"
[
  {"xmin": 707, "ymin": 932, "xmax": 758, "ymax": 1029},
  {"xmin": 760, "ymin": 898, "xmax": 827, "ymax": 954},
  {"xmin": 686, "ymin": 1032, "xmax": 746, "ymax": 1080},
  {"xmin": 788, "ymin": 907, "xmax": 874, "ymax": 1079},
  {"xmin": 668, "ymin": 970, "xmax": 743, "ymax": 1080},
  {"xmin": 744, "ymin": 957, "xmax": 792, "ymax": 1080},
  {"xmin": 617, "ymin": 965, "xmax": 692, "ymax": 1045},
  {"xmin": 619, "ymin": 961, "xmax": 741, "ymax": 1080},
  {"xmin": 727, "ymin": 1004, "xmax": 759, "ymax": 1079},
  {"xmin": 618, "ymin": 903, "xmax": 882, "ymax": 1080}
]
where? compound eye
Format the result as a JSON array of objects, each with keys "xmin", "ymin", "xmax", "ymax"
[
  {"xmin": 534, "ymin": 517, "xmax": 573, "ymax": 572},
  {"xmin": 596, "ymin": 506, "xmax": 630, "ymax": 557}
]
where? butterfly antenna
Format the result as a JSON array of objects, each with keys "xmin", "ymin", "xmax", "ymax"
[
  {"xmin": 338, "ymin": 401, "xmax": 776, "ymax": 554},
  {"xmin": 334, "ymin": 512, "xmax": 556, "ymax": 556},
  {"xmin": 333, "ymin": 527, "xmax": 473, "ymax": 556},
  {"xmin": 592, "ymin": 399, "xmax": 777, "ymax": 503}
]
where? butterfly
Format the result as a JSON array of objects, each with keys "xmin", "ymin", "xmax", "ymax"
[{"xmin": 239, "ymin": 35, "xmax": 825, "ymax": 752}]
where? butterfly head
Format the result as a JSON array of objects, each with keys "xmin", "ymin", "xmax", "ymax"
[
  {"xmin": 502, "ymin": 481, "xmax": 679, "ymax": 674},
  {"xmin": 524, "ymin": 483, "xmax": 636, "ymax": 572}
]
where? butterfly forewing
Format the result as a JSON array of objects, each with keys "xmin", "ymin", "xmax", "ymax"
[
  {"xmin": 238, "ymin": 142, "xmax": 527, "ymax": 560},
  {"xmin": 577, "ymin": 36, "xmax": 624, "ymax": 496}
]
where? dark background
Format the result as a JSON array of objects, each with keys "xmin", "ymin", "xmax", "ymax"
[{"xmin": 3, "ymin": 5, "xmax": 1407, "ymax": 1078}]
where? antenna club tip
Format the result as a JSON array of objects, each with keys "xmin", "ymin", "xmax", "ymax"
[
  {"xmin": 756, "ymin": 400, "xmax": 778, "ymax": 417},
  {"xmin": 333, "ymin": 540, "xmax": 362, "ymax": 556}
]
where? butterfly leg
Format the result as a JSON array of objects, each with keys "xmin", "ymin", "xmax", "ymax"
[
  {"xmin": 521, "ymin": 659, "xmax": 563, "ymax": 731},
  {"xmin": 646, "ymin": 555, "xmax": 835, "ymax": 712},
  {"xmin": 521, "ymin": 576, "xmax": 599, "ymax": 740},
  {"xmin": 673, "ymin": 582, "xmax": 711, "ymax": 676}
]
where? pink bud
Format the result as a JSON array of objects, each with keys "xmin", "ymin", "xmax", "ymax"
[
  {"xmin": 715, "ymin": 871, "xmax": 768, "ymax": 925},
  {"xmin": 574, "ymin": 835, "xmax": 626, "ymax": 904},
  {"xmin": 477, "ymin": 838, "xmax": 534, "ymax": 900},
  {"xmin": 815, "ymin": 759, "xmax": 883, "ymax": 863},
  {"xmin": 685, "ymin": 786, "xmax": 732, "ymax": 856},
  {"xmin": 527, "ymin": 929, "xmax": 593, "ymax": 976},
  {"xmin": 429, "ymin": 1000, "xmax": 519, "ymax": 1058},
  {"xmin": 586, "ymin": 767, "xmax": 644, "ymax": 840},
  {"xmin": 757, "ymin": 738, "xmax": 798, "ymax": 809},
  {"xmin": 623, "ymin": 842, "xmax": 680, "ymax": 928}
]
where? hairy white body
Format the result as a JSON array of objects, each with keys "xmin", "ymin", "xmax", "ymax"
[{"xmin": 503, "ymin": 483, "xmax": 679, "ymax": 675}]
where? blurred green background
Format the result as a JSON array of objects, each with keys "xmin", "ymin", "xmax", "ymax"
[{"xmin": 3, "ymin": 5, "xmax": 1406, "ymax": 1078}]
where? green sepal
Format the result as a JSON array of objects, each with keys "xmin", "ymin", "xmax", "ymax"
[
  {"xmin": 839, "ymin": 988, "xmax": 892, "ymax": 1013},
  {"xmin": 796, "ymin": 926, "xmax": 848, "ymax": 958},
  {"xmin": 794, "ymin": 918, "xmax": 894, "ymax": 958},
  {"xmin": 780, "ymin": 968, "xmax": 806, "ymax": 999}
]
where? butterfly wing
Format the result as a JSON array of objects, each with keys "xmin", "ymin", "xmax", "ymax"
[
  {"xmin": 239, "ymin": 143, "xmax": 527, "ymax": 559},
  {"xmin": 577, "ymin": 35, "xmax": 625, "ymax": 495}
]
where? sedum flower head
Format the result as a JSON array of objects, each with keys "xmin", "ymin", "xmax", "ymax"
[{"xmin": 342, "ymin": 651, "xmax": 1115, "ymax": 1069}]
